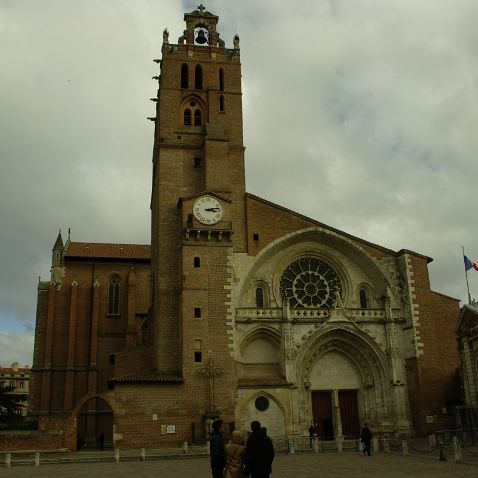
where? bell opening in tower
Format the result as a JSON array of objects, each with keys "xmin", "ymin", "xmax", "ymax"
[{"xmin": 194, "ymin": 26, "xmax": 209, "ymax": 45}]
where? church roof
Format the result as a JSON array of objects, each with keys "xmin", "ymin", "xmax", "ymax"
[
  {"xmin": 112, "ymin": 369, "xmax": 183, "ymax": 384},
  {"xmin": 65, "ymin": 242, "xmax": 150, "ymax": 260}
]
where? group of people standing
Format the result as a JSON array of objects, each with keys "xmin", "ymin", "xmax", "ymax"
[{"xmin": 210, "ymin": 419, "xmax": 275, "ymax": 478}]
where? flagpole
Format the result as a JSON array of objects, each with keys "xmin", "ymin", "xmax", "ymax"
[{"xmin": 462, "ymin": 245, "xmax": 472, "ymax": 304}]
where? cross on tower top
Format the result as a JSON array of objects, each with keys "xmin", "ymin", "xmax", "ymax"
[{"xmin": 197, "ymin": 4, "xmax": 205, "ymax": 13}]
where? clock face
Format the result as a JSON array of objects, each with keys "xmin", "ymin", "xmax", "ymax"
[{"xmin": 193, "ymin": 196, "xmax": 223, "ymax": 225}]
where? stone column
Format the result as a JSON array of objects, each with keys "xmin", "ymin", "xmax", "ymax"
[
  {"xmin": 384, "ymin": 289, "xmax": 410, "ymax": 433},
  {"xmin": 332, "ymin": 390, "xmax": 343, "ymax": 439}
]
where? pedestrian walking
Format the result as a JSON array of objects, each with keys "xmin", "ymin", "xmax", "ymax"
[
  {"xmin": 361, "ymin": 423, "xmax": 372, "ymax": 456},
  {"xmin": 245, "ymin": 421, "xmax": 274, "ymax": 478},
  {"xmin": 224, "ymin": 430, "xmax": 246, "ymax": 478},
  {"xmin": 210, "ymin": 419, "xmax": 226, "ymax": 478}
]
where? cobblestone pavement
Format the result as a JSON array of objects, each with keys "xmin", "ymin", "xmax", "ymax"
[{"xmin": 2, "ymin": 451, "xmax": 478, "ymax": 478}]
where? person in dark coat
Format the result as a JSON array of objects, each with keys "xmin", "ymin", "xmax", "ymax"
[
  {"xmin": 245, "ymin": 421, "xmax": 274, "ymax": 478},
  {"xmin": 98, "ymin": 431, "xmax": 105, "ymax": 451},
  {"xmin": 210, "ymin": 419, "xmax": 226, "ymax": 478},
  {"xmin": 308, "ymin": 424, "xmax": 317, "ymax": 448},
  {"xmin": 361, "ymin": 423, "xmax": 372, "ymax": 456}
]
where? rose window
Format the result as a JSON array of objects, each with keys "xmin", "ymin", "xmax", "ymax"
[{"xmin": 280, "ymin": 257, "xmax": 343, "ymax": 308}]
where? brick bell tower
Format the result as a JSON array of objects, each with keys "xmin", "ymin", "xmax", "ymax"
[{"xmin": 150, "ymin": 6, "xmax": 245, "ymax": 423}]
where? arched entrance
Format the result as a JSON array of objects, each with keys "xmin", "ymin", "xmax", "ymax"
[
  {"xmin": 76, "ymin": 396, "xmax": 114, "ymax": 450},
  {"xmin": 299, "ymin": 325, "xmax": 393, "ymax": 439},
  {"xmin": 310, "ymin": 351, "xmax": 362, "ymax": 439}
]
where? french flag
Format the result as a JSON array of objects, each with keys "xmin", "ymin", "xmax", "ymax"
[{"xmin": 464, "ymin": 255, "xmax": 478, "ymax": 271}]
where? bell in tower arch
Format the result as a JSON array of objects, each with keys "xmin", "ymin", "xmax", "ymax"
[{"xmin": 195, "ymin": 27, "xmax": 209, "ymax": 45}]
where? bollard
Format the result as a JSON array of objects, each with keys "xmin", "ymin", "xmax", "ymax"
[
  {"xmin": 372, "ymin": 437, "xmax": 379, "ymax": 453},
  {"xmin": 439, "ymin": 442, "xmax": 447, "ymax": 461},
  {"xmin": 429, "ymin": 434, "xmax": 436, "ymax": 449},
  {"xmin": 314, "ymin": 438, "xmax": 319, "ymax": 454},
  {"xmin": 401, "ymin": 440, "xmax": 409, "ymax": 456},
  {"xmin": 384, "ymin": 439, "xmax": 390, "ymax": 453},
  {"xmin": 183, "ymin": 441, "xmax": 188, "ymax": 454},
  {"xmin": 380, "ymin": 438, "xmax": 390, "ymax": 453},
  {"xmin": 358, "ymin": 439, "xmax": 363, "ymax": 453},
  {"xmin": 114, "ymin": 449, "xmax": 120, "ymax": 462},
  {"xmin": 140, "ymin": 448, "xmax": 145, "ymax": 461},
  {"xmin": 34, "ymin": 452, "xmax": 40, "ymax": 467},
  {"xmin": 5, "ymin": 453, "xmax": 11, "ymax": 468},
  {"xmin": 205, "ymin": 440, "xmax": 210, "ymax": 451},
  {"xmin": 288, "ymin": 439, "xmax": 295, "ymax": 454},
  {"xmin": 336, "ymin": 436, "xmax": 343, "ymax": 453},
  {"xmin": 452, "ymin": 437, "xmax": 462, "ymax": 463}
]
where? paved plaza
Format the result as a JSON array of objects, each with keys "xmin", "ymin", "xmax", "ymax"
[{"xmin": 2, "ymin": 450, "xmax": 478, "ymax": 478}]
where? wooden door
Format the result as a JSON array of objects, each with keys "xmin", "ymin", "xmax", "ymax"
[
  {"xmin": 311, "ymin": 391, "xmax": 334, "ymax": 440},
  {"xmin": 338, "ymin": 390, "xmax": 360, "ymax": 438}
]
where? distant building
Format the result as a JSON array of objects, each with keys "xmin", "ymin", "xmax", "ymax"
[
  {"xmin": 0, "ymin": 362, "xmax": 30, "ymax": 417},
  {"xmin": 455, "ymin": 301, "xmax": 478, "ymax": 428},
  {"xmin": 30, "ymin": 6, "xmax": 462, "ymax": 451}
]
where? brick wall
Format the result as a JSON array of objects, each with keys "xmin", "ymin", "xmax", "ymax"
[{"xmin": 405, "ymin": 254, "xmax": 460, "ymax": 434}]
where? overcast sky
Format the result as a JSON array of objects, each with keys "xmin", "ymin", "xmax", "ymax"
[{"xmin": 1, "ymin": 0, "xmax": 477, "ymax": 368}]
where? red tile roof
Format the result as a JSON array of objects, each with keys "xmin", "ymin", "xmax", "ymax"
[
  {"xmin": 112, "ymin": 369, "xmax": 183, "ymax": 383},
  {"xmin": 65, "ymin": 242, "xmax": 150, "ymax": 260}
]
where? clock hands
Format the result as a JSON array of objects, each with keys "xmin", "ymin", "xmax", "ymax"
[{"xmin": 204, "ymin": 207, "xmax": 220, "ymax": 212}]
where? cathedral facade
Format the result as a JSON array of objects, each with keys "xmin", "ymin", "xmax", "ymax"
[{"xmin": 30, "ymin": 7, "xmax": 461, "ymax": 450}]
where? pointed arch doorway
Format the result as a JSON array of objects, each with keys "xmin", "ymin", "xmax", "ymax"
[
  {"xmin": 310, "ymin": 350, "xmax": 362, "ymax": 439},
  {"xmin": 76, "ymin": 397, "xmax": 113, "ymax": 450}
]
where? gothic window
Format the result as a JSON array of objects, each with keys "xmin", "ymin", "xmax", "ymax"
[
  {"xmin": 359, "ymin": 288, "xmax": 368, "ymax": 309},
  {"xmin": 181, "ymin": 64, "xmax": 188, "ymax": 89},
  {"xmin": 194, "ymin": 109, "xmax": 202, "ymax": 126},
  {"xmin": 219, "ymin": 95, "xmax": 224, "ymax": 112},
  {"xmin": 108, "ymin": 275, "xmax": 120, "ymax": 315},
  {"xmin": 280, "ymin": 257, "xmax": 343, "ymax": 308},
  {"xmin": 195, "ymin": 65, "xmax": 203, "ymax": 89},
  {"xmin": 254, "ymin": 282, "xmax": 269, "ymax": 308},
  {"xmin": 184, "ymin": 109, "xmax": 192, "ymax": 126},
  {"xmin": 194, "ymin": 257, "xmax": 200, "ymax": 268},
  {"xmin": 181, "ymin": 99, "xmax": 203, "ymax": 129},
  {"xmin": 256, "ymin": 287, "xmax": 264, "ymax": 308},
  {"xmin": 219, "ymin": 68, "xmax": 224, "ymax": 91}
]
